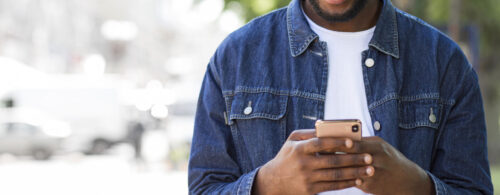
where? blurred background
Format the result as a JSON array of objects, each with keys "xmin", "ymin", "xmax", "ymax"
[{"xmin": 0, "ymin": 0, "xmax": 498, "ymax": 194}]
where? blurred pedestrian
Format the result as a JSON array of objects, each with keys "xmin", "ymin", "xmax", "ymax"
[{"xmin": 127, "ymin": 121, "xmax": 145, "ymax": 160}]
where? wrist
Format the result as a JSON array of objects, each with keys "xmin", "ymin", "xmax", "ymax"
[
  {"xmin": 252, "ymin": 163, "xmax": 275, "ymax": 195},
  {"xmin": 412, "ymin": 166, "xmax": 435, "ymax": 195},
  {"xmin": 421, "ymin": 171, "xmax": 436, "ymax": 195}
]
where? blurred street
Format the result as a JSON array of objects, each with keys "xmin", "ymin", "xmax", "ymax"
[
  {"xmin": 0, "ymin": 0, "xmax": 234, "ymax": 194},
  {"xmin": 0, "ymin": 153, "xmax": 187, "ymax": 195}
]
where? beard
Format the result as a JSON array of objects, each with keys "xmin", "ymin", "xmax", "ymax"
[{"xmin": 308, "ymin": 0, "xmax": 368, "ymax": 22}]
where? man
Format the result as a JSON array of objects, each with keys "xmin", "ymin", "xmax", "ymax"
[{"xmin": 189, "ymin": 0, "xmax": 493, "ymax": 194}]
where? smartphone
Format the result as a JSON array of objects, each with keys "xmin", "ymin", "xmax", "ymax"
[{"xmin": 315, "ymin": 119, "xmax": 362, "ymax": 141}]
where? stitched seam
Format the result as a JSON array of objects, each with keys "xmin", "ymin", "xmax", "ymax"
[
  {"xmin": 399, "ymin": 122, "xmax": 439, "ymax": 129},
  {"xmin": 228, "ymin": 122, "xmax": 245, "ymax": 191},
  {"xmin": 442, "ymin": 180, "xmax": 448, "ymax": 195},
  {"xmin": 286, "ymin": 3, "xmax": 297, "ymax": 57},
  {"xmin": 391, "ymin": 2, "xmax": 400, "ymax": 58},
  {"xmin": 369, "ymin": 93, "xmax": 454, "ymax": 110},
  {"xmin": 237, "ymin": 176, "xmax": 241, "ymax": 195},
  {"xmin": 225, "ymin": 92, "xmax": 324, "ymax": 102},
  {"xmin": 224, "ymin": 90, "xmax": 454, "ymax": 109},
  {"xmin": 223, "ymin": 87, "xmax": 325, "ymax": 101},
  {"xmin": 224, "ymin": 96, "xmax": 234, "ymax": 125},
  {"xmin": 230, "ymin": 113, "xmax": 284, "ymax": 120},
  {"xmin": 246, "ymin": 172, "xmax": 253, "ymax": 195},
  {"xmin": 368, "ymin": 93, "xmax": 398, "ymax": 110}
]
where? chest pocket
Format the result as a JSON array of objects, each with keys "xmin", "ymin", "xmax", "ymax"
[
  {"xmin": 228, "ymin": 92, "xmax": 288, "ymax": 123},
  {"xmin": 398, "ymin": 98, "xmax": 443, "ymax": 130}
]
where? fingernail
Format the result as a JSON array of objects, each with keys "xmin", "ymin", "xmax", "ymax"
[
  {"xmin": 345, "ymin": 139, "xmax": 353, "ymax": 148},
  {"xmin": 366, "ymin": 166, "xmax": 374, "ymax": 176},
  {"xmin": 355, "ymin": 178, "xmax": 362, "ymax": 186},
  {"xmin": 364, "ymin": 154, "xmax": 372, "ymax": 164}
]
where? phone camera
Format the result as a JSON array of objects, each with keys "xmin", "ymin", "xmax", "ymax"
[{"xmin": 352, "ymin": 125, "xmax": 359, "ymax": 132}]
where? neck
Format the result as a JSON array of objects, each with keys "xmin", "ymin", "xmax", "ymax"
[{"xmin": 303, "ymin": 0, "xmax": 382, "ymax": 32}]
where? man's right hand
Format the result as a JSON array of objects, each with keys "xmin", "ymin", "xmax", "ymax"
[{"xmin": 252, "ymin": 129, "xmax": 374, "ymax": 195}]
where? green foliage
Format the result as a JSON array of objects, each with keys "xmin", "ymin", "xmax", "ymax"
[{"xmin": 425, "ymin": 0, "xmax": 449, "ymax": 24}]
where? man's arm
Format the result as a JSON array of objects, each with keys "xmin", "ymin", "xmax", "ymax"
[
  {"xmin": 428, "ymin": 64, "xmax": 493, "ymax": 195},
  {"xmin": 188, "ymin": 60, "xmax": 260, "ymax": 195}
]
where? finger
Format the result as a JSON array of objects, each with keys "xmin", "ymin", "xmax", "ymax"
[
  {"xmin": 311, "ymin": 166, "xmax": 375, "ymax": 182},
  {"xmin": 310, "ymin": 179, "xmax": 358, "ymax": 194},
  {"xmin": 299, "ymin": 137, "xmax": 353, "ymax": 154},
  {"xmin": 312, "ymin": 153, "xmax": 373, "ymax": 169},
  {"xmin": 338, "ymin": 136, "xmax": 384, "ymax": 154},
  {"xmin": 288, "ymin": 129, "xmax": 316, "ymax": 141}
]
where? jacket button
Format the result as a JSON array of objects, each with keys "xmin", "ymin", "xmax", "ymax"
[
  {"xmin": 429, "ymin": 114, "xmax": 436, "ymax": 123},
  {"xmin": 373, "ymin": 121, "xmax": 381, "ymax": 131},
  {"xmin": 429, "ymin": 108, "xmax": 437, "ymax": 123},
  {"xmin": 243, "ymin": 106, "xmax": 252, "ymax": 115},
  {"xmin": 243, "ymin": 101, "xmax": 253, "ymax": 115},
  {"xmin": 365, "ymin": 58, "xmax": 375, "ymax": 68}
]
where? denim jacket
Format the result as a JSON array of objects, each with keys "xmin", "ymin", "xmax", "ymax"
[{"xmin": 188, "ymin": 0, "xmax": 493, "ymax": 194}]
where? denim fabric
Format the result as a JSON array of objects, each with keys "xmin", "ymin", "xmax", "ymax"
[{"xmin": 188, "ymin": 0, "xmax": 493, "ymax": 194}]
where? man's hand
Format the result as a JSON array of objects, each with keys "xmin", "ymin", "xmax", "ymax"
[
  {"xmin": 348, "ymin": 136, "xmax": 435, "ymax": 195},
  {"xmin": 253, "ymin": 129, "xmax": 375, "ymax": 195}
]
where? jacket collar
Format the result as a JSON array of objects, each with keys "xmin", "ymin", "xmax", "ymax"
[{"xmin": 286, "ymin": 0, "xmax": 400, "ymax": 58}]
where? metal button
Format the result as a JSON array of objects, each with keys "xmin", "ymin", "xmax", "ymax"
[
  {"xmin": 373, "ymin": 121, "xmax": 381, "ymax": 131},
  {"xmin": 429, "ymin": 108, "xmax": 437, "ymax": 123},
  {"xmin": 243, "ymin": 101, "xmax": 252, "ymax": 115},
  {"xmin": 243, "ymin": 107, "xmax": 252, "ymax": 115},
  {"xmin": 365, "ymin": 58, "xmax": 375, "ymax": 68}
]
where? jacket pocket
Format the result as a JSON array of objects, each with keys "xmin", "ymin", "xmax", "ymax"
[
  {"xmin": 228, "ymin": 92, "xmax": 288, "ymax": 122},
  {"xmin": 398, "ymin": 98, "xmax": 443, "ymax": 130}
]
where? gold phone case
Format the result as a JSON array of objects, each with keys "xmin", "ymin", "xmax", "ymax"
[{"xmin": 315, "ymin": 119, "xmax": 362, "ymax": 141}]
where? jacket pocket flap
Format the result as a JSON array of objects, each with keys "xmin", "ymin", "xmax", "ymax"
[
  {"xmin": 398, "ymin": 99, "xmax": 442, "ymax": 129},
  {"xmin": 228, "ymin": 92, "xmax": 288, "ymax": 121}
]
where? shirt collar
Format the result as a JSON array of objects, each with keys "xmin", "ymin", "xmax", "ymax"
[{"xmin": 286, "ymin": 0, "xmax": 400, "ymax": 58}]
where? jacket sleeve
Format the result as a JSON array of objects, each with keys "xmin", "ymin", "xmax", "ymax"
[
  {"xmin": 430, "ymin": 54, "xmax": 493, "ymax": 194},
  {"xmin": 188, "ymin": 59, "xmax": 260, "ymax": 195}
]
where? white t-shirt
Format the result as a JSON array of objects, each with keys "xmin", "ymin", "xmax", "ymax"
[{"xmin": 303, "ymin": 11, "xmax": 375, "ymax": 195}]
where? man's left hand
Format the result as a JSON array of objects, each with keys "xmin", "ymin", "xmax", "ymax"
[{"xmin": 345, "ymin": 136, "xmax": 435, "ymax": 195}]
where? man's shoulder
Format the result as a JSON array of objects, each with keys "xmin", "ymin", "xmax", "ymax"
[
  {"xmin": 394, "ymin": 9, "xmax": 476, "ymax": 99},
  {"xmin": 395, "ymin": 8, "xmax": 460, "ymax": 52},
  {"xmin": 394, "ymin": 8, "xmax": 470, "ymax": 74}
]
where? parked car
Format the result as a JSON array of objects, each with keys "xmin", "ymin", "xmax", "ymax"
[{"xmin": 0, "ymin": 121, "xmax": 70, "ymax": 160}]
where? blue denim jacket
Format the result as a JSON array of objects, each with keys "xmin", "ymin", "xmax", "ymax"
[{"xmin": 188, "ymin": 0, "xmax": 493, "ymax": 194}]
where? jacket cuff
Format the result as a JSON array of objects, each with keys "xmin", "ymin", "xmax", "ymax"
[
  {"xmin": 237, "ymin": 166, "xmax": 261, "ymax": 195},
  {"xmin": 426, "ymin": 171, "xmax": 448, "ymax": 195}
]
